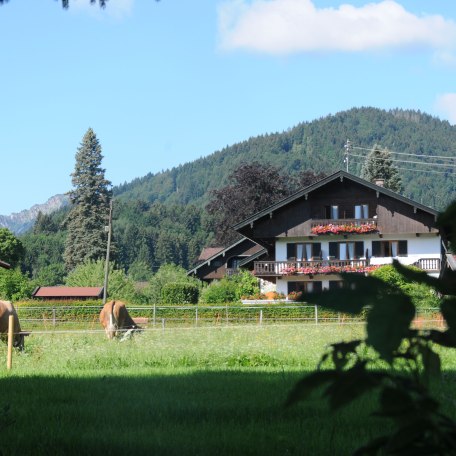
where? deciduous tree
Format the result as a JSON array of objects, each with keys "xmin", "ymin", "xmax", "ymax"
[
  {"xmin": 0, "ymin": 228, "xmax": 24, "ymax": 267},
  {"xmin": 206, "ymin": 162, "xmax": 292, "ymax": 246}
]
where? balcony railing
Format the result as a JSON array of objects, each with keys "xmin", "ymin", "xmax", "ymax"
[
  {"xmin": 310, "ymin": 218, "xmax": 378, "ymax": 235},
  {"xmin": 413, "ymin": 258, "xmax": 441, "ymax": 272},
  {"xmin": 254, "ymin": 259, "xmax": 369, "ymax": 276},
  {"xmin": 253, "ymin": 257, "xmax": 442, "ymax": 277},
  {"xmin": 310, "ymin": 218, "xmax": 377, "ymax": 228}
]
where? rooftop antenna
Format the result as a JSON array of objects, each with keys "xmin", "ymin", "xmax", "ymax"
[{"xmin": 344, "ymin": 139, "xmax": 352, "ymax": 172}]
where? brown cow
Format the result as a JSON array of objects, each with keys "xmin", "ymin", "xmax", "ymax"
[
  {"xmin": 0, "ymin": 300, "xmax": 24, "ymax": 350},
  {"xmin": 99, "ymin": 300, "xmax": 140, "ymax": 340}
]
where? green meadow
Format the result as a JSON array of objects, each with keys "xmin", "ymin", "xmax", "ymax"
[{"xmin": 1, "ymin": 325, "xmax": 455, "ymax": 455}]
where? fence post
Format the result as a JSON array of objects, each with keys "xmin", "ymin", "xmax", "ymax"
[
  {"xmin": 315, "ymin": 305, "xmax": 318, "ymax": 325},
  {"xmin": 259, "ymin": 309, "xmax": 263, "ymax": 326},
  {"xmin": 225, "ymin": 304, "xmax": 228, "ymax": 326},
  {"xmin": 161, "ymin": 318, "xmax": 165, "ymax": 332},
  {"xmin": 195, "ymin": 306, "xmax": 198, "ymax": 327},
  {"xmin": 153, "ymin": 303, "xmax": 156, "ymax": 327},
  {"xmin": 53, "ymin": 307, "xmax": 56, "ymax": 327},
  {"xmin": 7, "ymin": 314, "xmax": 14, "ymax": 370}
]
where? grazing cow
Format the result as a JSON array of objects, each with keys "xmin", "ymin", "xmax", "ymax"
[
  {"xmin": 99, "ymin": 300, "xmax": 140, "ymax": 340},
  {"xmin": 0, "ymin": 300, "xmax": 24, "ymax": 350}
]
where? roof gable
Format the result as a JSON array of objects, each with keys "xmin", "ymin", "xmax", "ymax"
[{"xmin": 233, "ymin": 170, "xmax": 438, "ymax": 231}]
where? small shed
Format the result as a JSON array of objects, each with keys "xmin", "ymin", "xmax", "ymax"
[{"xmin": 32, "ymin": 286, "xmax": 104, "ymax": 300}]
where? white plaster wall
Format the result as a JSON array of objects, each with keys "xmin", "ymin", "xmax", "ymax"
[
  {"xmin": 274, "ymin": 234, "xmax": 441, "ymax": 295},
  {"xmin": 275, "ymin": 235, "xmax": 441, "ymax": 262}
]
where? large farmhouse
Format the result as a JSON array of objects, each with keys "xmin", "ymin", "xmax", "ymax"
[{"xmin": 233, "ymin": 170, "xmax": 443, "ymax": 296}]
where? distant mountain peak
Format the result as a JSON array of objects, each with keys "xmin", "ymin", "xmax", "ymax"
[{"xmin": 0, "ymin": 194, "xmax": 69, "ymax": 234}]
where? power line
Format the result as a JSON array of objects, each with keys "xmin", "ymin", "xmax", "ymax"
[
  {"xmin": 350, "ymin": 157, "xmax": 456, "ymax": 176},
  {"xmin": 352, "ymin": 145, "xmax": 456, "ymax": 162},
  {"xmin": 349, "ymin": 152, "xmax": 456, "ymax": 169}
]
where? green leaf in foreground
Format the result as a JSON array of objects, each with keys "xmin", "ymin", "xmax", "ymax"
[{"xmin": 366, "ymin": 294, "xmax": 415, "ymax": 362}]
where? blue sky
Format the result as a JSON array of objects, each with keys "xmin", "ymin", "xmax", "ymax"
[{"xmin": 1, "ymin": 0, "xmax": 455, "ymax": 215}]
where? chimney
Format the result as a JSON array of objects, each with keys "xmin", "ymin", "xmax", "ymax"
[{"xmin": 374, "ymin": 178, "xmax": 385, "ymax": 187}]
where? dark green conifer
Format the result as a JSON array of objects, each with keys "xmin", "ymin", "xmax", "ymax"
[
  {"xmin": 361, "ymin": 145, "xmax": 403, "ymax": 193},
  {"xmin": 64, "ymin": 128, "xmax": 112, "ymax": 271}
]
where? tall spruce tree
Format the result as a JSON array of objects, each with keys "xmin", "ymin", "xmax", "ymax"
[
  {"xmin": 361, "ymin": 145, "xmax": 403, "ymax": 193},
  {"xmin": 64, "ymin": 128, "xmax": 112, "ymax": 271}
]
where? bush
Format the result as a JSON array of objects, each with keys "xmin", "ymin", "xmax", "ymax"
[
  {"xmin": 370, "ymin": 264, "xmax": 440, "ymax": 308},
  {"xmin": 0, "ymin": 268, "xmax": 34, "ymax": 301},
  {"xmin": 230, "ymin": 270, "xmax": 259, "ymax": 298},
  {"xmin": 143, "ymin": 264, "xmax": 201, "ymax": 304},
  {"xmin": 162, "ymin": 282, "xmax": 199, "ymax": 304},
  {"xmin": 199, "ymin": 279, "xmax": 238, "ymax": 304}
]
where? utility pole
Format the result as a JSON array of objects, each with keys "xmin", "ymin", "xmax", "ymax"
[
  {"xmin": 344, "ymin": 139, "xmax": 352, "ymax": 172},
  {"xmin": 102, "ymin": 199, "xmax": 113, "ymax": 305}
]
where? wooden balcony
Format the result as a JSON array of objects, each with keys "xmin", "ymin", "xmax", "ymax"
[
  {"xmin": 310, "ymin": 218, "xmax": 377, "ymax": 228},
  {"xmin": 310, "ymin": 218, "xmax": 378, "ymax": 235},
  {"xmin": 225, "ymin": 268, "xmax": 240, "ymax": 277},
  {"xmin": 254, "ymin": 259, "xmax": 369, "ymax": 277}
]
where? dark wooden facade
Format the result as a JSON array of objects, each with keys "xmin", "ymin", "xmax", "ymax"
[
  {"xmin": 188, "ymin": 238, "xmax": 263, "ymax": 282},
  {"xmin": 235, "ymin": 172, "xmax": 438, "ymax": 251}
]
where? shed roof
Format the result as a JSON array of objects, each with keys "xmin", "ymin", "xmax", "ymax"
[{"xmin": 32, "ymin": 286, "xmax": 104, "ymax": 298}]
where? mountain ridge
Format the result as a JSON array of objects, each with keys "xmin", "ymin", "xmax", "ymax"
[
  {"xmin": 4, "ymin": 107, "xmax": 456, "ymax": 234},
  {"xmin": 0, "ymin": 194, "xmax": 69, "ymax": 234}
]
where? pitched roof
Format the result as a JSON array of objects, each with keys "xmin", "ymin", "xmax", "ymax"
[
  {"xmin": 233, "ymin": 170, "xmax": 439, "ymax": 231},
  {"xmin": 188, "ymin": 237, "xmax": 261, "ymax": 276},
  {"xmin": 198, "ymin": 247, "xmax": 224, "ymax": 261},
  {"xmin": 32, "ymin": 286, "xmax": 104, "ymax": 298}
]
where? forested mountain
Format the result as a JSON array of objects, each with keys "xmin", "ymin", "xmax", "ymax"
[
  {"xmin": 114, "ymin": 107, "xmax": 456, "ymax": 210},
  {"xmin": 16, "ymin": 107, "xmax": 456, "ymax": 281}
]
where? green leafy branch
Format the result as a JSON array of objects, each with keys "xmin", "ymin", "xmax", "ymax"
[{"xmin": 286, "ymin": 201, "xmax": 456, "ymax": 455}]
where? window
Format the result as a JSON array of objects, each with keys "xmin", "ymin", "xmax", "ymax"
[
  {"xmin": 372, "ymin": 240, "xmax": 407, "ymax": 257},
  {"xmin": 329, "ymin": 280, "xmax": 356, "ymax": 291},
  {"xmin": 354, "ymin": 204, "xmax": 369, "ymax": 219},
  {"xmin": 329, "ymin": 281, "xmax": 344, "ymax": 290},
  {"xmin": 329, "ymin": 241, "xmax": 364, "ymax": 260},
  {"xmin": 287, "ymin": 243, "xmax": 321, "ymax": 260},
  {"xmin": 228, "ymin": 257, "xmax": 242, "ymax": 269},
  {"xmin": 324, "ymin": 205, "xmax": 339, "ymax": 219},
  {"xmin": 288, "ymin": 281, "xmax": 323, "ymax": 294}
]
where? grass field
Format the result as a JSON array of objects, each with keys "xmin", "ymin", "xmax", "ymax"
[{"xmin": 1, "ymin": 324, "xmax": 455, "ymax": 455}]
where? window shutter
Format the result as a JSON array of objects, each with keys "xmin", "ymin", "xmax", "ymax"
[
  {"xmin": 312, "ymin": 243, "xmax": 322, "ymax": 258},
  {"xmin": 355, "ymin": 241, "xmax": 364, "ymax": 259},
  {"xmin": 288, "ymin": 282, "xmax": 297, "ymax": 294},
  {"xmin": 372, "ymin": 241, "xmax": 380, "ymax": 257},
  {"xmin": 398, "ymin": 240, "xmax": 408, "ymax": 256},
  {"xmin": 313, "ymin": 281, "xmax": 323, "ymax": 293},
  {"xmin": 329, "ymin": 242, "xmax": 338, "ymax": 258},
  {"xmin": 287, "ymin": 243, "xmax": 295, "ymax": 260}
]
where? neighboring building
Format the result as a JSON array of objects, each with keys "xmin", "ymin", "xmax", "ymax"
[
  {"xmin": 233, "ymin": 170, "xmax": 443, "ymax": 297},
  {"xmin": 32, "ymin": 286, "xmax": 104, "ymax": 300},
  {"xmin": 188, "ymin": 237, "xmax": 265, "ymax": 283}
]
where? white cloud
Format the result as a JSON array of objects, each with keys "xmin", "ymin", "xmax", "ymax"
[
  {"xmin": 70, "ymin": 0, "xmax": 134, "ymax": 20},
  {"xmin": 435, "ymin": 93, "xmax": 456, "ymax": 125},
  {"xmin": 218, "ymin": 0, "xmax": 456, "ymax": 54}
]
